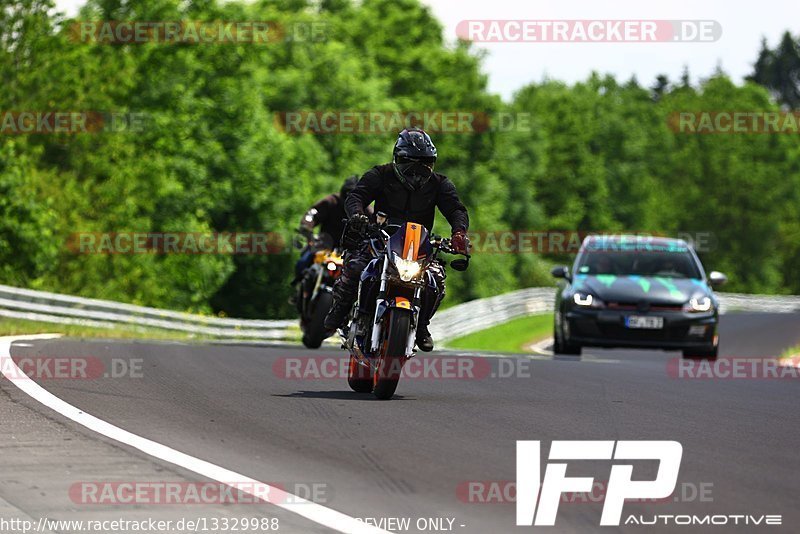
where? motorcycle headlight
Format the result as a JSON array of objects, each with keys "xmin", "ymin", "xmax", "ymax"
[
  {"xmin": 572, "ymin": 292, "xmax": 604, "ymax": 308},
  {"xmin": 686, "ymin": 296, "xmax": 712, "ymax": 312},
  {"xmin": 326, "ymin": 261, "xmax": 338, "ymax": 272},
  {"xmin": 394, "ymin": 255, "xmax": 421, "ymax": 281}
]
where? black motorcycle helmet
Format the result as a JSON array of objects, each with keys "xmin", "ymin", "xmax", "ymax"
[
  {"xmin": 340, "ymin": 175, "xmax": 359, "ymax": 200},
  {"xmin": 392, "ymin": 128, "xmax": 437, "ymax": 191}
]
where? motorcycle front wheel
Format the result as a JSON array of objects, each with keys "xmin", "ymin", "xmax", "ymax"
[
  {"xmin": 347, "ymin": 355, "xmax": 373, "ymax": 393},
  {"xmin": 372, "ymin": 309, "xmax": 410, "ymax": 400}
]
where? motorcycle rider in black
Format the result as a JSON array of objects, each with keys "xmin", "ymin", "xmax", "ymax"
[{"xmin": 323, "ymin": 129, "xmax": 470, "ymax": 352}]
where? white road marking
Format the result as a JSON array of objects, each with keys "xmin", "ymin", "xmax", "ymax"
[
  {"xmin": 528, "ymin": 337, "xmax": 554, "ymax": 356},
  {"xmin": 0, "ymin": 334, "xmax": 391, "ymax": 534},
  {"xmin": 525, "ymin": 338, "xmax": 621, "ymax": 363}
]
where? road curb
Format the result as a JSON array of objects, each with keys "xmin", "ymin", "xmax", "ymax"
[{"xmin": 527, "ymin": 337, "xmax": 554, "ymax": 356}]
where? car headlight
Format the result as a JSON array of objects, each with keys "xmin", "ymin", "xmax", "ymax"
[
  {"xmin": 686, "ymin": 296, "xmax": 713, "ymax": 312},
  {"xmin": 573, "ymin": 292, "xmax": 603, "ymax": 308},
  {"xmin": 394, "ymin": 256, "xmax": 421, "ymax": 281}
]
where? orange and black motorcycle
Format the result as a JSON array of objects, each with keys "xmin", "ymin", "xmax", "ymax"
[{"xmin": 341, "ymin": 215, "xmax": 469, "ymax": 399}]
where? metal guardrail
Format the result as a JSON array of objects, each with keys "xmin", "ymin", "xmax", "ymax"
[
  {"xmin": 0, "ymin": 284, "xmax": 797, "ymax": 343},
  {"xmin": 716, "ymin": 293, "xmax": 800, "ymax": 314},
  {"xmin": 430, "ymin": 288, "xmax": 555, "ymax": 342},
  {"xmin": 0, "ymin": 284, "xmax": 295, "ymax": 340}
]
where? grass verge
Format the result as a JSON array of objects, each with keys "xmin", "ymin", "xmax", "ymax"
[
  {"xmin": 445, "ymin": 313, "xmax": 553, "ymax": 353},
  {"xmin": 0, "ymin": 317, "xmax": 205, "ymax": 340},
  {"xmin": 780, "ymin": 343, "xmax": 800, "ymax": 360},
  {"xmin": 0, "ymin": 317, "xmax": 299, "ymax": 342}
]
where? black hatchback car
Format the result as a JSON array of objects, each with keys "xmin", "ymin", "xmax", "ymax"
[{"xmin": 551, "ymin": 235, "xmax": 727, "ymax": 358}]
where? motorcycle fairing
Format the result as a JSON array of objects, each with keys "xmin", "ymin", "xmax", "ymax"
[{"xmin": 389, "ymin": 222, "xmax": 432, "ymax": 261}]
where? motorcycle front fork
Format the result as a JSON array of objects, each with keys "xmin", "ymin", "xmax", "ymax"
[
  {"xmin": 367, "ymin": 258, "xmax": 421, "ymax": 358},
  {"xmin": 405, "ymin": 287, "xmax": 422, "ymax": 357}
]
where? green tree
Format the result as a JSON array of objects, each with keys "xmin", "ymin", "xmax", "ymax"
[{"xmin": 748, "ymin": 31, "xmax": 800, "ymax": 108}]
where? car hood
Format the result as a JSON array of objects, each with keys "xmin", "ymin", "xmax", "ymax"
[{"xmin": 571, "ymin": 274, "xmax": 710, "ymax": 305}]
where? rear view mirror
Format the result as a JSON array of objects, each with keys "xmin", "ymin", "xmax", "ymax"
[
  {"xmin": 708, "ymin": 271, "xmax": 728, "ymax": 288},
  {"xmin": 450, "ymin": 258, "xmax": 469, "ymax": 272},
  {"xmin": 551, "ymin": 265, "xmax": 570, "ymax": 280}
]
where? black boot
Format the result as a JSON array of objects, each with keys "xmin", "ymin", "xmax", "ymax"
[
  {"xmin": 324, "ymin": 299, "xmax": 352, "ymax": 332},
  {"xmin": 323, "ymin": 248, "xmax": 367, "ymax": 334},
  {"xmin": 416, "ymin": 287, "xmax": 442, "ymax": 353},
  {"xmin": 416, "ymin": 324, "xmax": 434, "ymax": 352}
]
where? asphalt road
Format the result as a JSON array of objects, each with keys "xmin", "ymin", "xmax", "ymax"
[{"xmin": 2, "ymin": 312, "xmax": 800, "ymax": 533}]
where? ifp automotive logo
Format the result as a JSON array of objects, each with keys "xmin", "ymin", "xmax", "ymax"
[
  {"xmin": 516, "ymin": 440, "xmax": 782, "ymax": 527},
  {"xmin": 516, "ymin": 440, "xmax": 681, "ymax": 526}
]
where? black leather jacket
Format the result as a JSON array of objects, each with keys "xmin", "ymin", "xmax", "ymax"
[{"xmin": 345, "ymin": 163, "xmax": 469, "ymax": 233}]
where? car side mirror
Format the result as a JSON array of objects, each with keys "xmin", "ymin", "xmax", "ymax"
[
  {"xmin": 551, "ymin": 265, "xmax": 570, "ymax": 280},
  {"xmin": 450, "ymin": 258, "xmax": 469, "ymax": 272},
  {"xmin": 708, "ymin": 271, "xmax": 727, "ymax": 288}
]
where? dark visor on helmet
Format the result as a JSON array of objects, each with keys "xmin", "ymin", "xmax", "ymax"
[{"xmin": 396, "ymin": 156, "xmax": 435, "ymax": 180}]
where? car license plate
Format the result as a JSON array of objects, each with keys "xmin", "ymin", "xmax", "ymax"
[{"xmin": 626, "ymin": 315, "xmax": 664, "ymax": 329}]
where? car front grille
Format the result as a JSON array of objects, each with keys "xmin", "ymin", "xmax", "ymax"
[
  {"xmin": 594, "ymin": 323, "xmax": 690, "ymax": 341},
  {"xmin": 606, "ymin": 301, "xmax": 684, "ymax": 312}
]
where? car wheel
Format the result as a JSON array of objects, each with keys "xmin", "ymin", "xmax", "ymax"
[
  {"xmin": 558, "ymin": 341, "xmax": 582, "ymax": 356},
  {"xmin": 682, "ymin": 345, "xmax": 718, "ymax": 360},
  {"xmin": 553, "ymin": 319, "xmax": 562, "ymax": 352},
  {"xmin": 554, "ymin": 317, "xmax": 581, "ymax": 356}
]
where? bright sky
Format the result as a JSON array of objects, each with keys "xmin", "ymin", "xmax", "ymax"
[{"xmin": 55, "ymin": 0, "xmax": 797, "ymax": 99}]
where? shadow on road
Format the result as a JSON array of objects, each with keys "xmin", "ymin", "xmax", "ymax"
[
  {"xmin": 553, "ymin": 354, "xmax": 582, "ymax": 362},
  {"xmin": 272, "ymin": 390, "xmax": 414, "ymax": 401}
]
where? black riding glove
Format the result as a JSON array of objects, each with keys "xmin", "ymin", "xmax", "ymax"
[
  {"xmin": 348, "ymin": 214, "xmax": 370, "ymax": 236},
  {"xmin": 341, "ymin": 214, "xmax": 371, "ymax": 250}
]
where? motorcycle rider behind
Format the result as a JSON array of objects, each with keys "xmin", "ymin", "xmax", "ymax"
[
  {"xmin": 292, "ymin": 176, "xmax": 361, "ymax": 286},
  {"xmin": 323, "ymin": 128, "xmax": 470, "ymax": 352}
]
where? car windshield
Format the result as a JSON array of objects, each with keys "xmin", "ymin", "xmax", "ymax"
[{"xmin": 576, "ymin": 249, "xmax": 701, "ymax": 279}]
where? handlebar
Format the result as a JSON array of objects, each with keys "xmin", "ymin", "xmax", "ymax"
[
  {"xmin": 430, "ymin": 235, "xmax": 470, "ymax": 258},
  {"xmin": 347, "ymin": 220, "xmax": 469, "ymax": 261},
  {"xmin": 296, "ymin": 229, "xmax": 336, "ymax": 251},
  {"xmin": 361, "ymin": 227, "xmax": 468, "ymax": 256}
]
